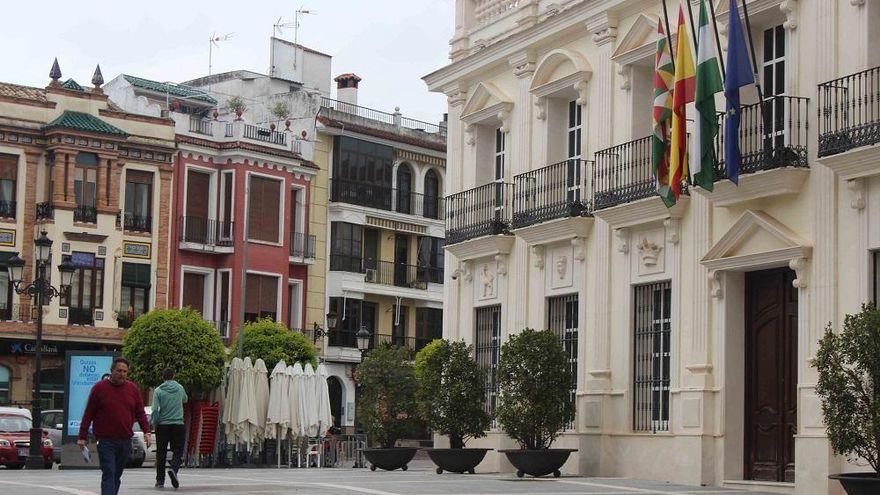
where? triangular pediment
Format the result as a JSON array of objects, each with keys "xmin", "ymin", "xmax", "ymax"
[
  {"xmin": 702, "ymin": 210, "xmax": 811, "ymax": 271},
  {"xmin": 461, "ymin": 82, "xmax": 512, "ymax": 124},
  {"xmin": 611, "ymin": 14, "xmax": 660, "ymax": 65}
]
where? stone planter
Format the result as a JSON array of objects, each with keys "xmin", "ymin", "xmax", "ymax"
[
  {"xmin": 363, "ymin": 447, "xmax": 419, "ymax": 472},
  {"xmin": 499, "ymin": 448, "xmax": 577, "ymax": 478},
  {"xmin": 425, "ymin": 448, "xmax": 492, "ymax": 474},
  {"xmin": 829, "ymin": 473, "xmax": 880, "ymax": 495}
]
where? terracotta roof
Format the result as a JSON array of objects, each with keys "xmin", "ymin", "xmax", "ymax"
[
  {"xmin": 42, "ymin": 111, "xmax": 127, "ymax": 136},
  {"xmin": 334, "ymin": 73, "xmax": 362, "ymax": 82},
  {"xmin": 0, "ymin": 82, "xmax": 47, "ymax": 103}
]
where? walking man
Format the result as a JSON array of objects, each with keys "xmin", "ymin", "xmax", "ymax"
[
  {"xmin": 152, "ymin": 368, "xmax": 188, "ymax": 489},
  {"xmin": 78, "ymin": 357, "xmax": 151, "ymax": 495}
]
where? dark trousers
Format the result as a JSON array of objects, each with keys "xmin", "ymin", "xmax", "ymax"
[
  {"xmin": 97, "ymin": 438, "xmax": 131, "ymax": 495},
  {"xmin": 155, "ymin": 424, "xmax": 186, "ymax": 484}
]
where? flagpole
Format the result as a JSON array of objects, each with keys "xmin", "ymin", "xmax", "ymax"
[
  {"xmin": 661, "ymin": 0, "xmax": 676, "ymax": 72},
  {"xmin": 706, "ymin": 0, "xmax": 726, "ymax": 78},
  {"xmin": 684, "ymin": 0, "xmax": 698, "ymax": 50},
  {"xmin": 738, "ymin": 0, "xmax": 769, "ymax": 160}
]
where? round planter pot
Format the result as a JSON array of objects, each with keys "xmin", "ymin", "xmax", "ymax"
[
  {"xmin": 499, "ymin": 448, "xmax": 577, "ymax": 478},
  {"xmin": 363, "ymin": 448, "xmax": 419, "ymax": 472},
  {"xmin": 829, "ymin": 473, "xmax": 880, "ymax": 495},
  {"xmin": 426, "ymin": 448, "xmax": 492, "ymax": 474}
]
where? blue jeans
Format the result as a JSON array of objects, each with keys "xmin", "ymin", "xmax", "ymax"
[{"xmin": 97, "ymin": 438, "xmax": 131, "ymax": 495}]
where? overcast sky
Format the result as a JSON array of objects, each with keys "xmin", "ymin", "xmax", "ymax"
[{"xmin": 0, "ymin": 0, "xmax": 453, "ymax": 123}]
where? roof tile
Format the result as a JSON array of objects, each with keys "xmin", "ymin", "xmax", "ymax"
[
  {"xmin": 42, "ymin": 111, "xmax": 127, "ymax": 136},
  {"xmin": 123, "ymin": 75, "xmax": 217, "ymax": 104}
]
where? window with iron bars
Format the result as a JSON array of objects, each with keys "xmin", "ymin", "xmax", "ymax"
[
  {"xmin": 548, "ymin": 294, "xmax": 578, "ymax": 429},
  {"xmin": 633, "ymin": 281, "xmax": 672, "ymax": 433},
  {"xmin": 873, "ymin": 250, "xmax": 880, "ymax": 306},
  {"xmin": 475, "ymin": 305, "xmax": 501, "ymax": 422}
]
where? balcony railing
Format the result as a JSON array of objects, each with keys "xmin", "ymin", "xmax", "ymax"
[
  {"xmin": 445, "ymin": 182, "xmax": 513, "ymax": 245},
  {"xmin": 321, "ymin": 97, "xmax": 443, "ymax": 135},
  {"xmin": 818, "ymin": 66, "xmax": 880, "ymax": 157},
  {"xmin": 329, "ymin": 178, "xmax": 444, "ymax": 219},
  {"xmin": 0, "ymin": 303, "xmax": 31, "ymax": 322},
  {"xmin": 512, "ymin": 159, "xmax": 592, "ymax": 229},
  {"xmin": 592, "ymin": 136, "xmax": 660, "ymax": 210},
  {"xmin": 329, "ymin": 254, "xmax": 364, "ymax": 273},
  {"xmin": 179, "ymin": 216, "xmax": 234, "ymax": 247},
  {"xmin": 0, "ymin": 200, "xmax": 15, "ymax": 219},
  {"xmin": 364, "ymin": 260, "xmax": 428, "ymax": 290},
  {"xmin": 290, "ymin": 232, "xmax": 317, "ymax": 259},
  {"xmin": 244, "ymin": 124, "xmax": 287, "ymax": 146},
  {"xmin": 328, "ymin": 330, "xmax": 435, "ymax": 352},
  {"xmin": 36, "ymin": 202, "xmax": 53, "ymax": 220},
  {"xmin": 68, "ymin": 307, "xmax": 93, "ymax": 326},
  {"xmin": 123, "ymin": 213, "xmax": 152, "ymax": 233},
  {"xmin": 73, "ymin": 205, "xmax": 97, "ymax": 223},
  {"xmin": 715, "ymin": 95, "xmax": 809, "ymax": 179},
  {"xmin": 189, "ymin": 117, "xmax": 213, "ymax": 136}
]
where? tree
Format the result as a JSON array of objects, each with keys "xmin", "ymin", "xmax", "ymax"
[
  {"xmin": 415, "ymin": 339, "xmax": 490, "ymax": 448},
  {"xmin": 123, "ymin": 308, "xmax": 225, "ymax": 393},
  {"xmin": 496, "ymin": 329, "xmax": 574, "ymax": 450},
  {"xmin": 815, "ymin": 304, "xmax": 880, "ymax": 473},
  {"xmin": 356, "ymin": 345, "xmax": 420, "ymax": 449},
  {"xmin": 230, "ymin": 319, "xmax": 317, "ymax": 370}
]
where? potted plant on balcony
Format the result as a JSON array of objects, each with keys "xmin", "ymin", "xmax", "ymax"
[
  {"xmin": 357, "ymin": 344, "xmax": 421, "ymax": 471},
  {"xmin": 497, "ymin": 328, "xmax": 575, "ymax": 478},
  {"xmin": 415, "ymin": 339, "xmax": 492, "ymax": 474},
  {"xmin": 816, "ymin": 304, "xmax": 880, "ymax": 495},
  {"xmin": 227, "ymin": 96, "xmax": 246, "ymax": 120}
]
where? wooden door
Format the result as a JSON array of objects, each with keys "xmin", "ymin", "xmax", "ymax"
[
  {"xmin": 182, "ymin": 272, "xmax": 206, "ymax": 316},
  {"xmin": 745, "ymin": 267, "xmax": 797, "ymax": 482}
]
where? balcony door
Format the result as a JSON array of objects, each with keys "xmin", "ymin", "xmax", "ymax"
[
  {"xmin": 394, "ymin": 234, "xmax": 409, "ymax": 287},
  {"xmin": 363, "ymin": 228, "xmax": 379, "ymax": 272},
  {"xmin": 396, "ymin": 164, "xmax": 412, "ymax": 214},
  {"xmin": 182, "ymin": 272, "xmax": 207, "ymax": 316},
  {"xmin": 185, "ymin": 170, "xmax": 211, "ymax": 242},
  {"xmin": 64, "ymin": 252, "xmax": 103, "ymax": 326},
  {"xmin": 762, "ymin": 25, "xmax": 787, "ymax": 152},
  {"xmin": 494, "ymin": 128, "xmax": 506, "ymax": 221},
  {"xmin": 391, "ymin": 305, "xmax": 408, "ymax": 347},
  {"xmin": 567, "ymin": 100, "xmax": 583, "ymax": 205}
]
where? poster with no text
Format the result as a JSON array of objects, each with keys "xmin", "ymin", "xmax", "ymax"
[{"xmin": 66, "ymin": 354, "xmax": 114, "ymax": 438}]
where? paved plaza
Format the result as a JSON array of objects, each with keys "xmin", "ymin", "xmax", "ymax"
[{"xmin": 0, "ymin": 464, "xmax": 779, "ymax": 495}]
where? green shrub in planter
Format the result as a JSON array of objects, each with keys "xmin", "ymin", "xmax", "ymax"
[
  {"xmin": 357, "ymin": 345, "xmax": 420, "ymax": 449},
  {"xmin": 496, "ymin": 329, "xmax": 573, "ymax": 450},
  {"xmin": 815, "ymin": 304, "xmax": 880, "ymax": 474},
  {"xmin": 230, "ymin": 318, "xmax": 317, "ymax": 371},
  {"xmin": 415, "ymin": 339, "xmax": 490, "ymax": 448}
]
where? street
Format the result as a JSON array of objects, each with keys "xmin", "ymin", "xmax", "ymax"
[{"xmin": 0, "ymin": 464, "xmax": 780, "ymax": 495}]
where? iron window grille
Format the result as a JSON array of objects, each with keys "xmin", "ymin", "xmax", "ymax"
[
  {"xmin": 548, "ymin": 294, "xmax": 578, "ymax": 430},
  {"xmin": 475, "ymin": 305, "xmax": 501, "ymax": 423},
  {"xmin": 633, "ymin": 280, "xmax": 672, "ymax": 433}
]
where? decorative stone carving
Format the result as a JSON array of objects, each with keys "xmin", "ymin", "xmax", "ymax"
[
  {"xmin": 615, "ymin": 228, "xmax": 629, "ymax": 254},
  {"xmin": 480, "ymin": 263, "xmax": 495, "ymax": 298},
  {"xmin": 465, "ymin": 124, "xmax": 475, "ymax": 146},
  {"xmin": 534, "ymin": 97, "xmax": 547, "ymax": 120},
  {"xmin": 495, "ymin": 254, "xmax": 508, "ymax": 276},
  {"xmin": 592, "ymin": 27, "xmax": 618, "ymax": 45},
  {"xmin": 510, "ymin": 51, "xmax": 536, "ymax": 78},
  {"xmin": 555, "ymin": 255, "xmax": 568, "ymax": 280},
  {"xmin": 847, "ymin": 178, "xmax": 866, "ymax": 210},
  {"xmin": 574, "ymin": 79, "xmax": 589, "ymax": 106},
  {"xmin": 637, "ymin": 238, "xmax": 663, "ymax": 267},
  {"xmin": 790, "ymin": 257, "xmax": 809, "ymax": 289},
  {"xmin": 498, "ymin": 108, "xmax": 511, "ymax": 133},
  {"xmin": 617, "ymin": 64, "xmax": 631, "ymax": 91},
  {"xmin": 532, "ymin": 245, "xmax": 545, "ymax": 269},
  {"xmin": 851, "ymin": 0, "xmax": 866, "ymax": 6},
  {"xmin": 544, "ymin": 2, "xmax": 561, "ymax": 16},
  {"xmin": 664, "ymin": 218, "xmax": 680, "ymax": 244},
  {"xmin": 709, "ymin": 271, "xmax": 723, "ymax": 299},
  {"xmin": 780, "ymin": 0, "xmax": 798, "ymax": 30},
  {"xmin": 571, "ymin": 237, "xmax": 586, "ymax": 262}
]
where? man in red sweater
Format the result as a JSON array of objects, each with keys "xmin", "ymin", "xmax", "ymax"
[{"xmin": 78, "ymin": 357, "xmax": 152, "ymax": 495}]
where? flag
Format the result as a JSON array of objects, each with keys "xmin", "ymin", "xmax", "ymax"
[
  {"xmin": 669, "ymin": 7, "xmax": 695, "ymax": 204},
  {"xmin": 692, "ymin": 0, "xmax": 723, "ymax": 191},
  {"xmin": 724, "ymin": 0, "xmax": 755, "ymax": 184},
  {"xmin": 651, "ymin": 20, "xmax": 675, "ymax": 207}
]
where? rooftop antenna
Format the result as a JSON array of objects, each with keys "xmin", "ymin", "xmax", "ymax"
[
  {"xmin": 208, "ymin": 31, "xmax": 234, "ymax": 88},
  {"xmin": 273, "ymin": 16, "xmax": 297, "ymax": 38},
  {"xmin": 292, "ymin": 7, "xmax": 315, "ymax": 70}
]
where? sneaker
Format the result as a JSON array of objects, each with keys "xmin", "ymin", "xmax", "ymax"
[
  {"xmin": 154, "ymin": 481, "xmax": 164, "ymax": 489},
  {"xmin": 167, "ymin": 470, "xmax": 179, "ymax": 489}
]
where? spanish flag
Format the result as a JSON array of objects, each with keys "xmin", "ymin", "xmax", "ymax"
[{"xmin": 669, "ymin": 7, "xmax": 695, "ymax": 203}]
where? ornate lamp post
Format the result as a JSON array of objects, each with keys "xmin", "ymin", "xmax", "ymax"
[
  {"xmin": 6, "ymin": 231, "xmax": 75, "ymax": 469},
  {"xmin": 352, "ymin": 325, "xmax": 372, "ymax": 468},
  {"xmin": 311, "ymin": 311, "xmax": 338, "ymax": 343}
]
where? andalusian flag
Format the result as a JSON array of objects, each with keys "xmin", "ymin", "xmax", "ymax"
[
  {"xmin": 651, "ymin": 20, "xmax": 675, "ymax": 207},
  {"xmin": 669, "ymin": 7, "xmax": 695, "ymax": 203},
  {"xmin": 691, "ymin": 0, "xmax": 723, "ymax": 191}
]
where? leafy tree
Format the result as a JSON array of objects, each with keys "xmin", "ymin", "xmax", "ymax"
[
  {"xmin": 496, "ymin": 329, "xmax": 573, "ymax": 450},
  {"xmin": 230, "ymin": 318, "xmax": 317, "ymax": 370},
  {"xmin": 357, "ymin": 345, "xmax": 420, "ymax": 448},
  {"xmin": 415, "ymin": 339, "xmax": 490, "ymax": 448},
  {"xmin": 123, "ymin": 308, "xmax": 225, "ymax": 393},
  {"xmin": 270, "ymin": 100, "xmax": 290, "ymax": 119},
  {"xmin": 227, "ymin": 95, "xmax": 246, "ymax": 113},
  {"xmin": 815, "ymin": 304, "xmax": 880, "ymax": 473}
]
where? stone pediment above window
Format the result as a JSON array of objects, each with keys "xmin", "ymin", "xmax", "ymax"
[
  {"xmin": 611, "ymin": 14, "xmax": 662, "ymax": 67},
  {"xmin": 460, "ymin": 82, "xmax": 513, "ymax": 131},
  {"xmin": 529, "ymin": 49, "xmax": 592, "ymax": 109}
]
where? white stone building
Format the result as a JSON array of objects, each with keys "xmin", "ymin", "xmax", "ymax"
[{"xmin": 424, "ymin": 1, "xmax": 880, "ymax": 493}]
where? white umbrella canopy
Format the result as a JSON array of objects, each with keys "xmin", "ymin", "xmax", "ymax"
[
  {"xmin": 265, "ymin": 360, "xmax": 290, "ymax": 440},
  {"xmin": 234, "ymin": 357, "xmax": 259, "ymax": 447},
  {"xmin": 223, "ymin": 358, "xmax": 244, "ymax": 444},
  {"xmin": 302, "ymin": 363, "xmax": 319, "ymax": 437},
  {"xmin": 287, "ymin": 363, "xmax": 304, "ymax": 439},
  {"xmin": 253, "ymin": 358, "xmax": 270, "ymax": 442},
  {"xmin": 315, "ymin": 363, "xmax": 333, "ymax": 437}
]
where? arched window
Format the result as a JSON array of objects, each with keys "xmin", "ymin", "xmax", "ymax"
[
  {"xmin": 0, "ymin": 365, "xmax": 9, "ymax": 405},
  {"xmin": 396, "ymin": 164, "xmax": 413, "ymax": 214},
  {"xmin": 424, "ymin": 169, "xmax": 440, "ymax": 219}
]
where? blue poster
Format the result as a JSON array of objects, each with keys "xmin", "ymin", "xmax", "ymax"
[{"xmin": 66, "ymin": 355, "xmax": 114, "ymax": 438}]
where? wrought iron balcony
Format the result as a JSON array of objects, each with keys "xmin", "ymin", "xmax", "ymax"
[
  {"xmin": 244, "ymin": 124, "xmax": 287, "ymax": 146},
  {"xmin": 329, "ymin": 178, "xmax": 444, "ymax": 219},
  {"xmin": 592, "ymin": 136, "xmax": 659, "ymax": 210},
  {"xmin": 189, "ymin": 117, "xmax": 213, "ymax": 136},
  {"xmin": 290, "ymin": 232, "xmax": 317, "ymax": 259},
  {"xmin": 36, "ymin": 202, "xmax": 53, "ymax": 220},
  {"xmin": 329, "ymin": 254, "xmax": 364, "ymax": 273},
  {"xmin": 715, "ymin": 95, "xmax": 809, "ymax": 179},
  {"xmin": 123, "ymin": 213, "xmax": 152, "ymax": 233},
  {"xmin": 73, "ymin": 205, "xmax": 98, "ymax": 223},
  {"xmin": 327, "ymin": 330, "xmax": 434, "ymax": 352},
  {"xmin": 818, "ymin": 66, "xmax": 879, "ymax": 157},
  {"xmin": 445, "ymin": 182, "xmax": 513, "ymax": 245},
  {"xmin": 179, "ymin": 216, "xmax": 234, "ymax": 247},
  {"xmin": 0, "ymin": 303, "xmax": 31, "ymax": 322},
  {"xmin": 68, "ymin": 307, "xmax": 94, "ymax": 326},
  {"xmin": 0, "ymin": 200, "xmax": 15, "ymax": 219},
  {"xmin": 363, "ymin": 259, "xmax": 429, "ymax": 290},
  {"xmin": 512, "ymin": 159, "xmax": 592, "ymax": 229}
]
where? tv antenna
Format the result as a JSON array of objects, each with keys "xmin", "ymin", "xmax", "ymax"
[
  {"xmin": 273, "ymin": 17, "xmax": 297, "ymax": 38},
  {"xmin": 208, "ymin": 32, "xmax": 234, "ymax": 78},
  {"xmin": 292, "ymin": 7, "xmax": 315, "ymax": 70}
]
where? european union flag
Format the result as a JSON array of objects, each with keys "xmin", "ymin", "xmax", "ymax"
[{"xmin": 724, "ymin": 0, "xmax": 755, "ymax": 184}]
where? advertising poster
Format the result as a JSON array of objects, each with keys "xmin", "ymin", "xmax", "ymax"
[{"xmin": 64, "ymin": 353, "xmax": 115, "ymax": 439}]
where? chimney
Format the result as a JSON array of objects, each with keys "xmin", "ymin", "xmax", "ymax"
[{"xmin": 334, "ymin": 73, "xmax": 361, "ymax": 106}]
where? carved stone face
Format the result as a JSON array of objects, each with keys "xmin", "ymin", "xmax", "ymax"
[{"xmin": 556, "ymin": 255, "xmax": 567, "ymax": 278}]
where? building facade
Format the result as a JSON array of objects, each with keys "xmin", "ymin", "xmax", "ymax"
[
  {"xmin": 0, "ymin": 61, "xmax": 175, "ymax": 408},
  {"xmin": 425, "ymin": 1, "xmax": 880, "ymax": 493},
  {"xmin": 317, "ymin": 74, "xmax": 447, "ymax": 432}
]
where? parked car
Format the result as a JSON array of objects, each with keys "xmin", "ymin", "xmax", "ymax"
[
  {"xmin": 40, "ymin": 409, "xmax": 63, "ymax": 464},
  {"xmin": 129, "ymin": 406, "xmax": 153, "ymax": 468},
  {"xmin": 0, "ymin": 406, "xmax": 53, "ymax": 469}
]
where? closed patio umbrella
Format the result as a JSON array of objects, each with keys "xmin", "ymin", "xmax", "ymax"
[
  {"xmin": 234, "ymin": 357, "xmax": 259, "ymax": 447},
  {"xmin": 315, "ymin": 363, "xmax": 332, "ymax": 437},
  {"xmin": 223, "ymin": 358, "xmax": 244, "ymax": 445},
  {"xmin": 265, "ymin": 360, "xmax": 290, "ymax": 440},
  {"xmin": 302, "ymin": 363, "xmax": 319, "ymax": 438},
  {"xmin": 287, "ymin": 363, "xmax": 304, "ymax": 439},
  {"xmin": 253, "ymin": 358, "xmax": 270, "ymax": 442}
]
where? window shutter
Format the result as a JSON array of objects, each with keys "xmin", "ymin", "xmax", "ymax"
[
  {"xmin": 0, "ymin": 154, "xmax": 17, "ymax": 181},
  {"xmin": 186, "ymin": 171, "xmax": 210, "ymax": 219},
  {"xmin": 246, "ymin": 274, "xmax": 260, "ymax": 311},
  {"xmin": 182, "ymin": 273, "xmax": 205, "ymax": 314},
  {"xmin": 247, "ymin": 178, "xmax": 263, "ymax": 240},
  {"xmin": 126, "ymin": 170, "xmax": 153, "ymax": 185},
  {"xmin": 260, "ymin": 275, "xmax": 277, "ymax": 315},
  {"xmin": 121, "ymin": 262, "xmax": 151, "ymax": 288}
]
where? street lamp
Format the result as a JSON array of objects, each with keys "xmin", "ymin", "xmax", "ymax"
[
  {"xmin": 312, "ymin": 311, "xmax": 338, "ymax": 343},
  {"xmin": 352, "ymin": 325, "xmax": 372, "ymax": 469},
  {"xmin": 7, "ymin": 231, "xmax": 74, "ymax": 469}
]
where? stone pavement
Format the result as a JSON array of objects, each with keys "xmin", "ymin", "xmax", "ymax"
[{"xmin": 0, "ymin": 465, "xmax": 779, "ymax": 495}]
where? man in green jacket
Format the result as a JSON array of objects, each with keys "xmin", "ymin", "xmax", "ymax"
[{"xmin": 151, "ymin": 368, "xmax": 187, "ymax": 489}]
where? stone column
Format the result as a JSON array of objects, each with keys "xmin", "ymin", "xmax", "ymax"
[
  {"xmin": 586, "ymin": 12, "xmax": 618, "ymax": 151},
  {"xmin": 685, "ymin": 192, "xmax": 713, "ymax": 386},
  {"xmin": 443, "ymin": 85, "xmax": 468, "ymax": 342},
  {"xmin": 450, "ymin": 0, "xmax": 472, "ymax": 61}
]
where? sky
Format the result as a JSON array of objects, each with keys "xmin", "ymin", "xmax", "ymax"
[{"xmin": 0, "ymin": 0, "xmax": 453, "ymax": 124}]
